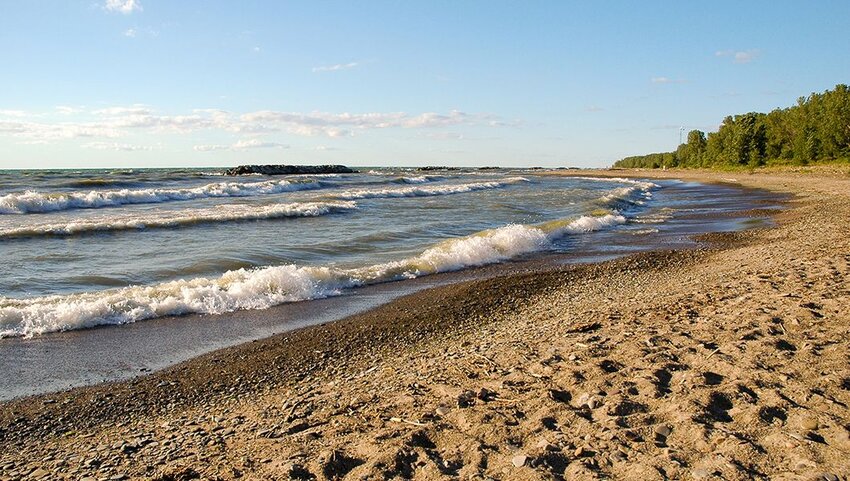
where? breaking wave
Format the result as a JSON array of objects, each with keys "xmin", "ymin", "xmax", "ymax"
[
  {"xmin": 0, "ymin": 213, "xmax": 624, "ymax": 338},
  {"xmin": 336, "ymin": 177, "xmax": 528, "ymax": 200},
  {"xmin": 0, "ymin": 201, "xmax": 357, "ymax": 238},
  {"xmin": 0, "ymin": 179, "xmax": 325, "ymax": 214}
]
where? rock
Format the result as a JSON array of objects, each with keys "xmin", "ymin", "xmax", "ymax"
[
  {"xmin": 29, "ymin": 468, "xmax": 50, "ymax": 478},
  {"xmin": 477, "ymin": 388, "xmax": 496, "ymax": 401},
  {"xmin": 457, "ymin": 390, "xmax": 476, "ymax": 408},
  {"xmin": 416, "ymin": 166, "xmax": 460, "ymax": 171},
  {"xmin": 548, "ymin": 389, "xmax": 572, "ymax": 404},
  {"xmin": 511, "ymin": 454, "xmax": 527, "ymax": 467},
  {"xmin": 654, "ymin": 425, "xmax": 672, "ymax": 437},
  {"xmin": 225, "ymin": 164, "xmax": 357, "ymax": 176},
  {"xmin": 435, "ymin": 406, "xmax": 451, "ymax": 416},
  {"xmin": 821, "ymin": 474, "xmax": 839, "ymax": 481},
  {"xmin": 798, "ymin": 416, "xmax": 819, "ymax": 431},
  {"xmin": 691, "ymin": 468, "xmax": 712, "ymax": 479}
]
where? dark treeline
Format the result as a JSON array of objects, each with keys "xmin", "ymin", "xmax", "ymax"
[{"xmin": 614, "ymin": 84, "xmax": 850, "ymax": 168}]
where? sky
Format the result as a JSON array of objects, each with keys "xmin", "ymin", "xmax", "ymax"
[{"xmin": 1, "ymin": 1, "xmax": 848, "ymax": 169}]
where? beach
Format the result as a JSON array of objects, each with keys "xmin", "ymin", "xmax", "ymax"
[{"xmin": 1, "ymin": 168, "xmax": 848, "ymax": 480}]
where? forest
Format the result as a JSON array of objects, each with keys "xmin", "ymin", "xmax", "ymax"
[{"xmin": 614, "ymin": 84, "xmax": 850, "ymax": 168}]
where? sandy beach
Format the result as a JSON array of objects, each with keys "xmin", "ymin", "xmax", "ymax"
[{"xmin": 1, "ymin": 168, "xmax": 848, "ymax": 480}]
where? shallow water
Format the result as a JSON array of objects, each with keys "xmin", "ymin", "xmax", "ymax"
[
  {"xmin": 0, "ymin": 169, "xmax": 784, "ymax": 400},
  {"xmin": 0, "ymin": 168, "xmax": 655, "ymax": 337}
]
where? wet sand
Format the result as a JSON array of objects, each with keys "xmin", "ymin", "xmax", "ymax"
[{"xmin": 1, "ymin": 167, "xmax": 848, "ymax": 480}]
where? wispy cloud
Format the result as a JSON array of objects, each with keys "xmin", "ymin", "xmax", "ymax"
[
  {"xmin": 0, "ymin": 110, "xmax": 28, "ymax": 118},
  {"xmin": 194, "ymin": 138, "xmax": 289, "ymax": 152},
  {"xmin": 422, "ymin": 132, "xmax": 465, "ymax": 140},
  {"xmin": 0, "ymin": 106, "xmax": 502, "ymax": 144},
  {"xmin": 715, "ymin": 49, "xmax": 760, "ymax": 64},
  {"xmin": 81, "ymin": 141, "xmax": 155, "ymax": 151},
  {"xmin": 124, "ymin": 28, "xmax": 137, "ymax": 37},
  {"xmin": 312, "ymin": 62, "xmax": 359, "ymax": 73},
  {"xmin": 104, "ymin": 0, "xmax": 142, "ymax": 14},
  {"xmin": 651, "ymin": 76, "xmax": 686, "ymax": 85},
  {"xmin": 584, "ymin": 105, "xmax": 605, "ymax": 113}
]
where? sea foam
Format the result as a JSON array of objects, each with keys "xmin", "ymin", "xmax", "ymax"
[
  {"xmin": 0, "ymin": 179, "xmax": 325, "ymax": 214},
  {"xmin": 0, "ymin": 212, "xmax": 624, "ymax": 338},
  {"xmin": 0, "ymin": 201, "xmax": 356, "ymax": 238},
  {"xmin": 336, "ymin": 177, "xmax": 528, "ymax": 200}
]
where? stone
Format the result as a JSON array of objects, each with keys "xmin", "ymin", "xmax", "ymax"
[
  {"xmin": 511, "ymin": 454, "xmax": 527, "ymax": 467},
  {"xmin": 435, "ymin": 406, "xmax": 451, "ymax": 416},
  {"xmin": 691, "ymin": 468, "xmax": 712, "ymax": 479},
  {"xmin": 548, "ymin": 389, "xmax": 572, "ymax": 404},
  {"xmin": 654, "ymin": 425, "xmax": 672, "ymax": 437},
  {"xmin": 457, "ymin": 390, "xmax": 476, "ymax": 408},
  {"xmin": 798, "ymin": 416, "xmax": 819, "ymax": 431},
  {"xmin": 225, "ymin": 164, "xmax": 357, "ymax": 176}
]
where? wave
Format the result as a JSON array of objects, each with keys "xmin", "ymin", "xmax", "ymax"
[
  {"xmin": 583, "ymin": 178, "xmax": 657, "ymax": 210},
  {"xmin": 0, "ymin": 179, "xmax": 325, "ymax": 214},
  {"xmin": 0, "ymin": 201, "xmax": 357, "ymax": 238},
  {"xmin": 0, "ymin": 212, "xmax": 623, "ymax": 338},
  {"xmin": 61, "ymin": 178, "xmax": 143, "ymax": 189},
  {"xmin": 396, "ymin": 175, "xmax": 442, "ymax": 184},
  {"xmin": 336, "ymin": 177, "xmax": 528, "ymax": 200}
]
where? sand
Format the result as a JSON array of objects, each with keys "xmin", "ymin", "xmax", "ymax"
[{"xmin": 1, "ymin": 167, "xmax": 848, "ymax": 480}]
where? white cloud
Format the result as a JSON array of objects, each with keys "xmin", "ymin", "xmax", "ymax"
[
  {"xmin": 104, "ymin": 0, "xmax": 142, "ymax": 14},
  {"xmin": 232, "ymin": 139, "xmax": 288, "ymax": 150},
  {"xmin": 55, "ymin": 106, "xmax": 84, "ymax": 115},
  {"xmin": 312, "ymin": 62, "xmax": 359, "ymax": 73},
  {"xmin": 0, "ymin": 110, "xmax": 28, "ymax": 118},
  {"xmin": 81, "ymin": 141, "xmax": 155, "ymax": 151},
  {"xmin": 0, "ymin": 106, "xmax": 501, "ymax": 144},
  {"xmin": 194, "ymin": 138, "xmax": 289, "ymax": 152},
  {"xmin": 651, "ymin": 76, "xmax": 685, "ymax": 84},
  {"xmin": 584, "ymin": 105, "xmax": 605, "ymax": 113},
  {"xmin": 124, "ymin": 28, "xmax": 137, "ymax": 37},
  {"xmin": 715, "ymin": 49, "xmax": 760, "ymax": 64},
  {"xmin": 423, "ymin": 131, "xmax": 465, "ymax": 140},
  {"xmin": 92, "ymin": 105, "xmax": 152, "ymax": 116}
]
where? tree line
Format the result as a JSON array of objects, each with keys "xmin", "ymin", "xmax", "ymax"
[{"xmin": 614, "ymin": 84, "xmax": 850, "ymax": 168}]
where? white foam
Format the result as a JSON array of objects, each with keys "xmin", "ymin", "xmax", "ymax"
[
  {"xmin": 0, "ymin": 211, "xmax": 625, "ymax": 338},
  {"xmin": 336, "ymin": 177, "xmax": 528, "ymax": 200},
  {"xmin": 399, "ymin": 175, "xmax": 439, "ymax": 184},
  {"xmin": 0, "ymin": 201, "xmax": 357, "ymax": 238},
  {"xmin": 0, "ymin": 179, "xmax": 324, "ymax": 214}
]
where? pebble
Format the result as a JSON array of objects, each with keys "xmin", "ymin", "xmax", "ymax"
[
  {"xmin": 511, "ymin": 454, "xmax": 527, "ymax": 467},
  {"xmin": 691, "ymin": 468, "xmax": 712, "ymax": 479},
  {"xmin": 435, "ymin": 406, "xmax": 451, "ymax": 416},
  {"xmin": 654, "ymin": 425, "xmax": 672, "ymax": 437},
  {"xmin": 457, "ymin": 390, "xmax": 476, "ymax": 408},
  {"xmin": 798, "ymin": 416, "xmax": 819, "ymax": 431}
]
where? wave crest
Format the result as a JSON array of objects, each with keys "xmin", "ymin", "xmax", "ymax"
[
  {"xmin": 0, "ymin": 179, "xmax": 324, "ymax": 214},
  {"xmin": 0, "ymin": 212, "xmax": 624, "ymax": 338},
  {"xmin": 336, "ymin": 177, "xmax": 528, "ymax": 200},
  {"xmin": 0, "ymin": 201, "xmax": 357, "ymax": 238}
]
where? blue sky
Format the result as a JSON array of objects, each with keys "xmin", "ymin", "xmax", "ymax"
[{"xmin": 1, "ymin": 1, "xmax": 848, "ymax": 169}]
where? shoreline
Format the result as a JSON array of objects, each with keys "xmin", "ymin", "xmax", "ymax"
[
  {"xmin": 0, "ymin": 177, "xmax": 779, "ymax": 401},
  {"xmin": 1, "ymin": 169, "xmax": 848, "ymax": 480}
]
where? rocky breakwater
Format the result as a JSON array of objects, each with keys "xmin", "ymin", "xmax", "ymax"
[{"xmin": 225, "ymin": 164, "xmax": 357, "ymax": 176}]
